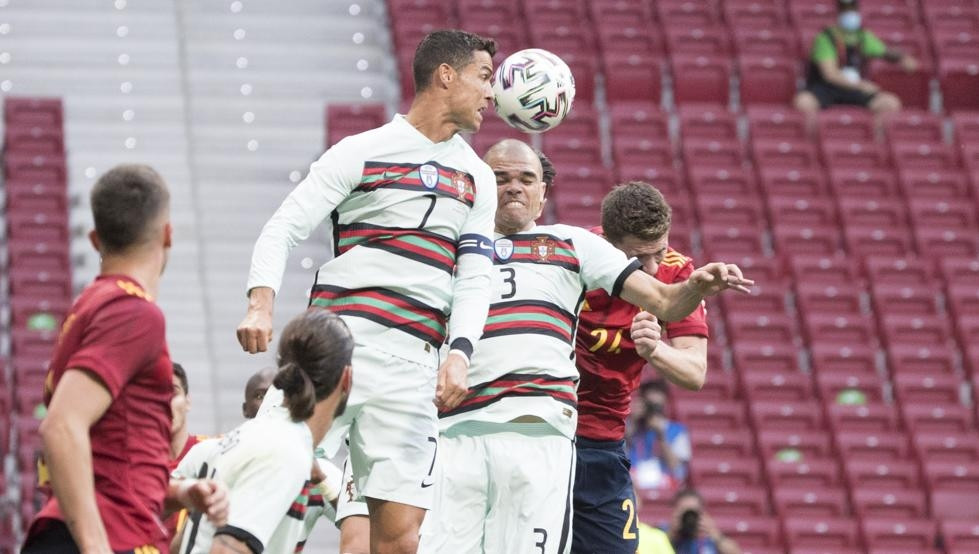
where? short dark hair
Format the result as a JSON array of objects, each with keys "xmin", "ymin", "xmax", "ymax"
[
  {"xmin": 639, "ymin": 378, "xmax": 669, "ymax": 398},
  {"xmin": 172, "ymin": 362, "xmax": 188, "ymax": 394},
  {"xmin": 413, "ymin": 29, "xmax": 497, "ymax": 93},
  {"xmin": 601, "ymin": 181, "xmax": 672, "ymax": 245},
  {"xmin": 673, "ymin": 488, "xmax": 703, "ymax": 505},
  {"xmin": 538, "ymin": 150, "xmax": 556, "ymax": 190},
  {"xmin": 274, "ymin": 309, "xmax": 354, "ymax": 422},
  {"xmin": 90, "ymin": 164, "xmax": 169, "ymax": 254}
]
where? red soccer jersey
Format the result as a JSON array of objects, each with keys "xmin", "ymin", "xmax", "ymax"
[
  {"xmin": 27, "ymin": 275, "xmax": 173, "ymax": 552},
  {"xmin": 575, "ymin": 246, "xmax": 709, "ymax": 442},
  {"xmin": 165, "ymin": 434, "xmax": 209, "ymax": 540}
]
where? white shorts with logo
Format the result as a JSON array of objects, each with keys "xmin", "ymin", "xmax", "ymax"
[
  {"xmin": 321, "ymin": 340, "xmax": 440, "ymax": 510},
  {"xmin": 418, "ymin": 425, "xmax": 576, "ymax": 554},
  {"xmin": 336, "ymin": 455, "xmax": 370, "ymax": 523}
]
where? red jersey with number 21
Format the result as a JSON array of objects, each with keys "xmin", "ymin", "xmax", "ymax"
[
  {"xmin": 26, "ymin": 275, "xmax": 173, "ymax": 552},
  {"xmin": 575, "ymin": 235, "xmax": 708, "ymax": 442}
]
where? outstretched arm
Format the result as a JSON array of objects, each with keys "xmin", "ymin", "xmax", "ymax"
[{"xmin": 619, "ymin": 262, "xmax": 751, "ymax": 322}]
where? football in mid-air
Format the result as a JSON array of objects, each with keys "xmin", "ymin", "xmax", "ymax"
[{"xmin": 492, "ymin": 48, "xmax": 576, "ymax": 133}]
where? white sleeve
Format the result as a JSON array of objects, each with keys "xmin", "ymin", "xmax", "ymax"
[
  {"xmin": 571, "ymin": 226, "xmax": 642, "ymax": 295},
  {"xmin": 246, "ymin": 143, "xmax": 361, "ymax": 294},
  {"xmin": 216, "ymin": 439, "xmax": 311, "ymax": 551},
  {"xmin": 446, "ymin": 162, "xmax": 497, "ymax": 356}
]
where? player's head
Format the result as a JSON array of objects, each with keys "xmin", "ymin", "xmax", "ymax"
[
  {"xmin": 171, "ymin": 362, "xmax": 190, "ymax": 435},
  {"xmin": 413, "ymin": 29, "xmax": 496, "ymax": 132},
  {"xmin": 242, "ymin": 366, "xmax": 277, "ymax": 419},
  {"xmin": 486, "ymin": 139, "xmax": 547, "ymax": 235},
  {"xmin": 89, "ymin": 164, "xmax": 172, "ymax": 267},
  {"xmin": 274, "ymin": 309, "xmax": 354, "ymax": 423},
  {"xmin": 601, "ymin": 181, "xmax": 672, "ymax": 276}
]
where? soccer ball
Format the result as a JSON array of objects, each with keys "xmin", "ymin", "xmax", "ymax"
[{"xmin": 492, "ymin": 48, "xmax": 576, "ymax": 133}]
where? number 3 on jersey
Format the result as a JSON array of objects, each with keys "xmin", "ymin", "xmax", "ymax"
[{"xmin": 500, "ymin": 267, "xmax": 517, "ymax": 299}]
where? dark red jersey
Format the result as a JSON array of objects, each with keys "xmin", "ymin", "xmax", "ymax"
[
  {"xmin": 165, "ymin": 434, "xmax": 209, "ymax": 540},
  {"xmin": 575, "ymin": 244, "xmax": 708, "ymax": 442},
  {"xmin": 27, "ymin": 275, "xmax": 173, "ymax": 552}
]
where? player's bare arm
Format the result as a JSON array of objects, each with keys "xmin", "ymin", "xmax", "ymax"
[
  {"xmin": 164, "ymin": 479, "xmax": 229, "ymax": 527},
  {"xmin": 236, "ymin": 286, "xmax": 275, "ymax": 353},
  {"xmin": 39, "ymin": 369, "xmax": 114, "ymax": 554},
  {"xmin": 620, "ymin": 262, "xmax": 752, "ymax": 322},
  {"xmin": 631, "ymin": 312, "xmax": 708, "ymax": 390}
]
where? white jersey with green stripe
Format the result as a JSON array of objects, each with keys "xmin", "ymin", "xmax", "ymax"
[
  {"xmin": 439, "ymin": 223, "xmax": 641, "ymax": 439},
  {"xmin": 247, "ymin": 115, "xmax": 496, "ymax": 364}
]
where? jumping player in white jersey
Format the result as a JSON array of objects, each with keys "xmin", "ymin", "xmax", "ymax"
[
  {"xmin": 418, "ymin": 139, "xmax": 752, "ymax": 554},
  {"xmin": 237, "ymin": 30, "xmax": 499, "ymax": 553},
  {"xmin": 179, "ymin": 310, "xmax": 352, "ymax": 554}
]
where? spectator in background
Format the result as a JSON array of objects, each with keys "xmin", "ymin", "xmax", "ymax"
[
  {"xmin": 793, "ymin": 0, "xmax": 917, "ymax": 123},
  {"xmin": 630, "ymin": 379, "xmax": 691, "ymax": 491},
  {"xmin": 242, "ymin": 365, "xmax": 277, "ymax": 419},
  {"xmin": 665, "ymin": 490, "xmax": 741, "ymax": 554}
]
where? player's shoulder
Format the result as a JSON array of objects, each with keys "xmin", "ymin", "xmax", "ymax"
[
  {"xmin": 84, "ymin": 277, "xmax": 163, "ymax": 321},
  {"xmin": 451, "ymin": 138, "xmax": 495, "ymax": 181},
  {"xmin": 538, "ymin": 223, "xmax": 593, "ymax": 242}
]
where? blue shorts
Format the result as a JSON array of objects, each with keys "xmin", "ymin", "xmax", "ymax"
[{"xmin": 572, "ymin": 437, "xmax": 639, "ymax": 554}]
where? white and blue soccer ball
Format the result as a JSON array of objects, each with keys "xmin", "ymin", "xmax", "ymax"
[{"xmin": 492, "ymin": 48, "xmax": 576, "ymax": 133}]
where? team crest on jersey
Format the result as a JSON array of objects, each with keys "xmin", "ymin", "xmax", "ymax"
[
  {"xmin": 452, "ymin": 171, "xmax": 473, "ymax": 199},
  {"xmin": 533, "ymin": 237, "xmax": 556, "ymax": 262},
  {"xmin": 494, "ymin": 238, "xmax": 514, "ymax": 261},
  {"xmin": 419, "ymin": 164, "xmax": 439, "ymax": 189}
]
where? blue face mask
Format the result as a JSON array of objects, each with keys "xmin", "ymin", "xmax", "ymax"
[{"xmin": 839, "ymin": 11, "xmax": 862, "ymax": 31}]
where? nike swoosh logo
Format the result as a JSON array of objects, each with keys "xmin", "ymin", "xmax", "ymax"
[
  {"xmin": 421, "ymin": 480, "xmax": 434, "ymax": 488},
  {"xmin": 479, "ymin": 242, "xmax": 492, "ymax": 250}
]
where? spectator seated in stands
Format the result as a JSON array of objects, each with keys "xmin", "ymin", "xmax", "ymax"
[
  {"xmin": 663, "ymin": 489, "xmax": 742, "ymax": 554},
  {"xmin": 629, "ymin": 379, "xmax": 691, "ymax": 491},
  {"xmin": 793, "ymin": 0, "xmax": 917, "ymax": 122}
]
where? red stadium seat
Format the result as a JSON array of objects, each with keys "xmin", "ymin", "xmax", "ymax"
[
  {"xmin": 933, "ymin": 490, "xmax": 979, "ymax": 522},
  {"xmin": 671, "ymin": 55, "xmax": 731, "ymax": 106},
  {"xmin": 923, "ymin": 2, "xmax": 979, "ymax": 32},
  {"xmin": 612, "ymin": 136, "xmax": 674, "ymax": 168},
  {"xmin": 909, "ymin": 198, "xmax": 977, "ymax": 231},
  {"xmin": 10, "ymin": 297, "xmax": 69, "ymax": 331},
  {"xmin": 751, "ymin": 138, "xmax": 821, "ymax": 170},
  {"xmin": 635, "ymin": 487, "xmax": 673, "ymax": 525},
  {"xmin": 947, "ymin": 283, "xmax": 979, "ymax": 323},
  {"xmin": 699, "ymin": 485, "xmax": 770, "ymax": 517},
  {"xmin": 863, "ymin": 255, "xmax": 935, "ymax": 286},
  {"xmin": 731, "ymin": 342, "xmax": 800, "ymax": 373},
  {"xmin": 552, "ymin": 195, "xmax": 600, "ymax": 227},
  {"xmin": 826, "ymin": 403, "xmax": 901, "ymax": 434},
  {"xmin": 821, "ymin": 139, "xmax": 891, "ymax": 170},
  {"xmin": 740, "ymin": 369, "xmax": 813, "ymax": 403},
  {"xmin": 725, "ymin": 313, "xmax": 797, "ymax": 346},
  {"xmin": 694, "ymin": 195, "xmax": 766, "ymax": 227},
  {"xmin": 720, "ymin": 281, "xmax": 789, "ymax": 318},
  {"xmin": 887, "ymin": 344, "xmax": 957, "ymax": 378},
  {"xmin": 843, "ymin": 458, "xmax": 920, "ymax": 491},
  {"xmin": 827, "ymin": 167, "xmax": 900, "ymax": 199},
  {"xmin": 687, "ymin": 166, "xmax": 758, "ymax": 197},
  {"xmin": 938, "ymin": 58, "xmax": 979, "ymax": 111},
  {"xmin": 589, "ymin": 0, "xmax": 655, "ymax": 26},
  {"xmin": 672, "ymin": 398, "xmax": 748, "ymax": 432},
  {"xmin": 765, "ymin": 457, "xmax": 843, "ymax": 489},
  {"xmin": 527, "ymin": 24, "xmax": 596, "ymax": 59},
  {"xmin": 914, "ymin": 432, "xmax": 979, "ymax": 464},
  {"xmin": 699, "ymin": 220, "xmax": 767, "ymax": 258},
  {"xmin": 325, "ymin": 103, "xmax": 387, "ymax": 147},
  {"xmin": 861, "ymin": 519, "xmax": 937, "ymax": 552},
  {"xmin": 677, "ymin": 104, "xmax": 737, "ymax": 140},
  {"xmin": 690, "ymin": 428, "xmax": 756, "ymax": 459},
  {"xmin": 880, "ymin": 314, "xmax": 952, "ymax": 348},
  {"xmin": 788, "ymin": 254, "xmax": 862, "ymax": 287},
  {"xmin": 862, "ymin": 1, "xmax": 920, "ymax": 31},
  {"xmin": 613, "ymin": 166, "xmax": 685, "ymax": 200},
  {"xmin": 603, "ymin": 52, "xmax": 663, "ymax": 104},
  {"xmin": 914, "ymin": 228, "xmax": 979, "ymax": 261},
  {"xmin": 595, "ymin": 22, "xmax": 663, "ymax": 56},
  {"xmin": 750, "ymin": 401, "xmax": 826, "ymax": 433},
  {"xmin": 690, "ymin": 458, "xmax": 764, "ymax": 487},
  {"xmin": 902, "ymin": 404, "xmax": 974, "ymax": 434},
  {"xmin": 540, "ymin": 135, "xmax": 603, "ymax": 165},
  {"xmin": 809, "ymin": 343, "xmax": 878, "ymax": 378},
  {"xmin": 3, "ymin": 96, "xmax": 63, "ymax": 127},
  {"xmin": 2, "ymin": 153, "xmax": 68, "ymax": 184},
  {"xmin": 712, "ymin": 515, "xmax": 784, "ymax": 551},
  {"xmin": 665, "ymin": 26, "xmax": 732, "ymax": 57},
  {"xmin": 795, "ymin": 281, "xmax": 863, "ymax": 316},
  {"xmin": 738, "ymin": 55, "xmax": 800, "ymax": 106},
  {"xmin": 608, "ymin": 102, "xmax": 668, "ymax": 139},
  {"xmin": 922, "ymin": 460, "xmax": 979, "ymax": 493},
  {"xmin": 6, "ymin": 239, "xmax": 71, "ymax": 272},
  {"xmin": 747, "ymin": 106, "xmax": 808, "ymax": 141},
  {"xmin": 817, "ymin": 108, "xmax": 876, "ymax": 142},
  {"xmin": 767, "ymin": 195, "xmax": 837, "ymax": 227},
  {"xmin": 542, "ymin": 103, "xmax": 600, "ymax": 142},
  {"xmin": 656, "ymin": 0, "xmax": 721, "ymax": 28},
  {"xmin": 898, "ymin": 168, "xmax": 973, "ymax": 200},
  {"xmin": 757, "ymin": 167, "xmax": 828, "ymax": 199},
  {"xmin": 843, "ymin": 226, "xmax": 915, "ymax": 258},
  {"xmin": 941, "ymin": 520, "xmax": 979, "ymax": 554},
  {"xmin": 561, "ymin": 54, "xmax": 598, "ymax": 103},
  {"xmin": 952, "ymin": 111, "xmax": 979, "ymax": 144},
  {"xmin": 10, "ymin": 329, "xmax": 58, "ymax": 359},
  {"xmin": 801, "ymin": 313, "xmax": 877, "ymax": 347},
  {"xmin": 723, "ymin": 1, "xmax": 788, "ymax": 28},
  {"xmin": 815, "ymin": 372, "xmax": 886, "ymax": 405},
  {"xmin": 3, "ymin": 125, "xmax": 65, "ymax": 155},
  {"xmin": 884, "ymin": 109, "xmax": 945, "ymax": 143},
  {"xmin": 890, "ymin": 140, "xmax": 961, "ymax": 171},
  {"xmin": 852, "ymin": 487, "xmax": 928, "ymax": 520},
  {"xmin": 933, "ymin": 29, "xmax": 979, "ymax": 60},
  {"xmin": 732, "ymin": 28, "xmax": 801, "ymax": 59},
  {"xmin": 4, "ymin": 180, "xmax": 68, "ymax": 214},
  {"xmin": 772, "ymin": 487, "xmax": 850, "ymax": 518},
  {"xmin": 6, "ymin": 211, "xmax": 70, "ymax": 242},
  {"xmin": 720, "ymin": 254, "xmax": 786, "ymax": 286},
  {"xmin": 771, "ymin": 223, "xmax": 842, "ymax": 258},
  {"xmin": 870, "ymin": 283, "xmax": 939, "ymax": 317}
]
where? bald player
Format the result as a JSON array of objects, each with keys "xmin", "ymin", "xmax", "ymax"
[{"xmin": 243, "ymin": 366, "xmax": 277, "ymax": 419}]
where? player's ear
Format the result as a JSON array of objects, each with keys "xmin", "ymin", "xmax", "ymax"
[
  {"xmin": 163, "ymin": 221, "xmax": 173, "ymax": 248},
  {"xmin": 341, "ymin": 365, "xmax": 353, "ymax": 394},
  {"xmin": 437, "ymin": 63, "xmax": 455, "ymax": 88},
  {"xmin": 88, "ymin": 229, "xmax": 102, "ymax": 253}
]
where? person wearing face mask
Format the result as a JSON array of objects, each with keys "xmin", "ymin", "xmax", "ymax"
[{"xmin": 794, "ymin": 0, "xmax": 918, "ymax": 123}]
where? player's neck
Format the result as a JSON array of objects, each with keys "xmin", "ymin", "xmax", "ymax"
[
  {"xmin": 405, "ymin": 96, "xmax": 459, "ymax": 143},
  {"xmin": 305, "ymin": 397, "xmax": 340, "ymax": 446},
  {"xmin": 99, "ymin": 250, "xmax": 163, "ymax": 299},
  {"xmin": 495, "ymin": 222, "xmax": 535, "ymax": 236},
  {"xmin": 170, "ymin": 427, "xmax": 189, "ymax": 459}
]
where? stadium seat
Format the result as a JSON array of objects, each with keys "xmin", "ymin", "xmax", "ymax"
[
  {"xmin": 815, "ymin": 372, "xmax": 886, "ymax": 405},
  {"xmin": 751, "ymin": 138, "xmax": 821, "ymax": 170},
  {"xmin": 540, "ymin": 135, "xmax": 603, "ymax": 165},
  {"xmin": 890, "ymin": 140, "xmax": 961, "ymax": 171},
  {"xmin": 677, "ymin": 104, "xmax": 737, "ymax": 140},
  {"xmin": 711, "ymin": 515, "xmax": 784, "ymax": 551},
  {"xmin": 5, "ymin": 212, "xmax": 70, "ymax": 242},
  {"xmin": 952, "ymin": 111, "xmax": 979, "ymax": 144},
  {"xmin": 732, "ymin": 28, "xmax": 801, "ymax": 59},
  {"xmin": 794, "ymin": 281, "xmax": 863, "ymax": 316},
  {"xmin": 870, "ymin": 283, "xmax": 939, "ymax": 317},
  {"xmin": 3, "ymin": 96, "xmax": 63, "ymax": 127},
  {"xmin": 747, "ymin": 106, "xmax": 809, "ymax": 142},
  {"xmin": 690, "ymin": 428, "xmax": 756, "ymax": 460},
  {"xmin": 772, "ymin": 487, "xmax": 850, "ymax": 518},
  {"xmin": 2, "ymin": 152, "xmax": 68, "ymax": 184},
  {"xmin": 837, "ymin": 432, "xmax": 915, "ymax": 466},
  {"xmin": 612, "ymin": 136, "xmax": 675, "ymax": 168},
  {"xmin": 938, "ymin": 58, "xmax": 979, "ymax": 111},
  {"xmin": 699, "ymin": 485, "xmax": 770, "ymax": 517},
  {"xmin": 771, "ymin": 223, "xmax": 842, "ymax": 257},
  {"xmin": 3, "ymin": 125, "xmax": 65, "ymax": 155},
  {"xmin": 880, "ymin": 314, "xmax": 952, "ymax": 348},
  {"xmin": 542, "ymin": 103, "xmax": 600, "ymax": 142},
  {"xmin": 817, "ymin": 108, "xmax": 876, "ymax": 142},
  {"xmin": 527, "ymin": 24, "xmax": 596, "ymax": 59},
  {"xmin": 940, "ymin": 519, "xmax": 979, "ymax": 554},
  {"xmin": 665, "ymin": 26, "xmax": 732, "ymax": 57},
  {"xmin": 822, "ymin": 139, "xmax": 891, "ymax": 170},
  {"xmin": 635, "ymin": 487, "xmax": 673, "ymax": 525},
  {"xmin": 737, "ymin": 55, "xmax": 800, "ymax": 106},
  {"xmin": 843, "ymin": 458, "xmax": 921, "ymax": 491},
  {"xmin": 757, "ymin": 167, "xmax": 828, "ymax": 199},
  {"xmin": 923, "ymin": 2, "xmax": 979, "ymax": 32},
  {"xmin": 725, "ymin": 313, "xmax": 797, "ymax": 346},
  {"xmin": 767, "ymin": 195, "xmax": 838, "ymax": 227},
  {"xmin": 898, "ymin": 168, "xmax": 973, "ymax": 200},
  {"xmin": 883, "ymin": 109, "xmax": 945, "ymax": 144},
  {"xmin": 740, "ymin": 369, "xmax": 813, "ymax": 403},
  {"xmin": 913, "ymin": 228, "xmax": 979, "ymax": 260},
  {"xmin": 613, "ymin": 166, "xmax": 686, "ymax": 200},
  {"xmin": 750, "ymin": 401, "xmax": 826, "ymax": 433},
  {"xmin": 552, "ymin": 195, "xmax": 600, "ymax": 227},
  {"xmin": 10, "ymin": 297, "xmax": 70, "ymax": 331},
  {"xmin": 862, "ymin": 1, "xmax": 921, "ymax": 31},
  {"xmin": 947, "ymin": 283, "xmax": 979, "ymax": 323},
  {"xmin": 731, "ymin": 342, "xmax": 800, "ymax": 373},
  {"xmin": 933, "ymin": 28, "xmax": 979, "ymax": 60},
  {"xmin": 861, "ymin": 519, "xmax": 938, "ymax": 552},
  {"xmin": 595, "ymin": 23, "xmax": 664, "ymax": 57},
  {"xmin": 3, "ymin": 180, "xmax": 69, "ymax": 214},
  {"xmin": 782, "ymin": 513, "xmax": 862, "ymax": 549},
  {"xmin": 826, "ymin": 403, "xmax": 901, "ymax": 434},
  {"xmin": 809, "ymin": 343, "xmax": 878, "ymax": 378},
  {"xmin": 801, "ymin": 313, "xmax": 877, "ymax": 347},
  {"xmin": 843, "ymin": 225, "xmax": 915, "ymax": 258},
  {"xmin": 922, "ymin": 460, "xmax": 979, "ymax": 494},
  {"xmin": 694, "ymin": 194, "xmax": 766, "ymax": 228},
  {"xmin": 788, "ymin": 254, "xmax": 863, "ymax": 287},
  {"xmin": 671, "ymin": 55, "xmax": 732, "ymax": 106},
  {"xmin": 914, "ymin": 432, "xmax": 979, "ymax": 464},
  {"xmin": 902, "ymin": 404, "xmax": 974, "ymax": 434},
  {"xmin": 325, "ymin": 103, "xmax": 387, "ymax": 147},
  {"xmin": 690, "ymin": 458, "xmax": 764, "ymax": 487},
  {"xmin": 603, "ymin": 52, "xmax": 663, "ymax": 104},
  {"xmin": 657, "ymin": 0, "xmax": 722, "ymax": 28},
  {"xmin": 687, "ymin": 166, "xmax": 758, "ymax": 197},
  {"xmin": 852, "ymin": 487, "xmax": 928, "ymax": 520},
  {"xmin": 457, "ymin": 0, "xmax": 521, "ymax": 25},
  {"xmin": 863, "ymin": 255, "xmax": 935, "ymax": 286},
  {"xmin": 10, "ymin": 328, "xmax": 58, "ymax": 360},
  {"xmin": 720, "ymin": 281, "xmax": 789, "ymax": 318},
  {"xmin": 887, "ymin": 344, "xmax": 957, "ymax": 378},
  {"xmin": 909, "ymin": 198, "xmax": 977, "ymax": 231},
  {"xmin": 721, "ymin": 254, "xmax": 786, "ymax": 286},
  {"xmin": 828, "ymin": 167, "xmax": 900, "ymax": 199},
  {"xmin": 723, "ymin": 1, "xmax": 788, "ymax": 28},
  {"xmin": 673, "ymin": 397, "xmax": 747, "ymax": 432},
  {"xmin": 561, "ymin": 55, "xmax": 598, "ymax": 103},
  {"xmin": 608, "ymin": 102, "xmax": 668, "ymax": 139}
]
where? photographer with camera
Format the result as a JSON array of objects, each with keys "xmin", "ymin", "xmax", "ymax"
[
  {"xmin": 630, "ymin": 379, "xmax": 691, "ymax": 491},
  {"xmin": 666, "ymin": 489, "xmax": 741, "ymax": 554}
]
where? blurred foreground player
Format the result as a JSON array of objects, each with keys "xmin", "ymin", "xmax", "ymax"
[
  {"xmin": 22, "ymin": 164, "xmax": 227, "ymax": 554},
  {"xmin": 572, "ymin": 182, "xmax": 709, "ymax": 553},
  {"xmin": 419, "ymin": 140, "xmax": 751, "ymax": 553},
  {"xmin": 239, "ymin": 29, "xmax": 499, "ymax": 554}
]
